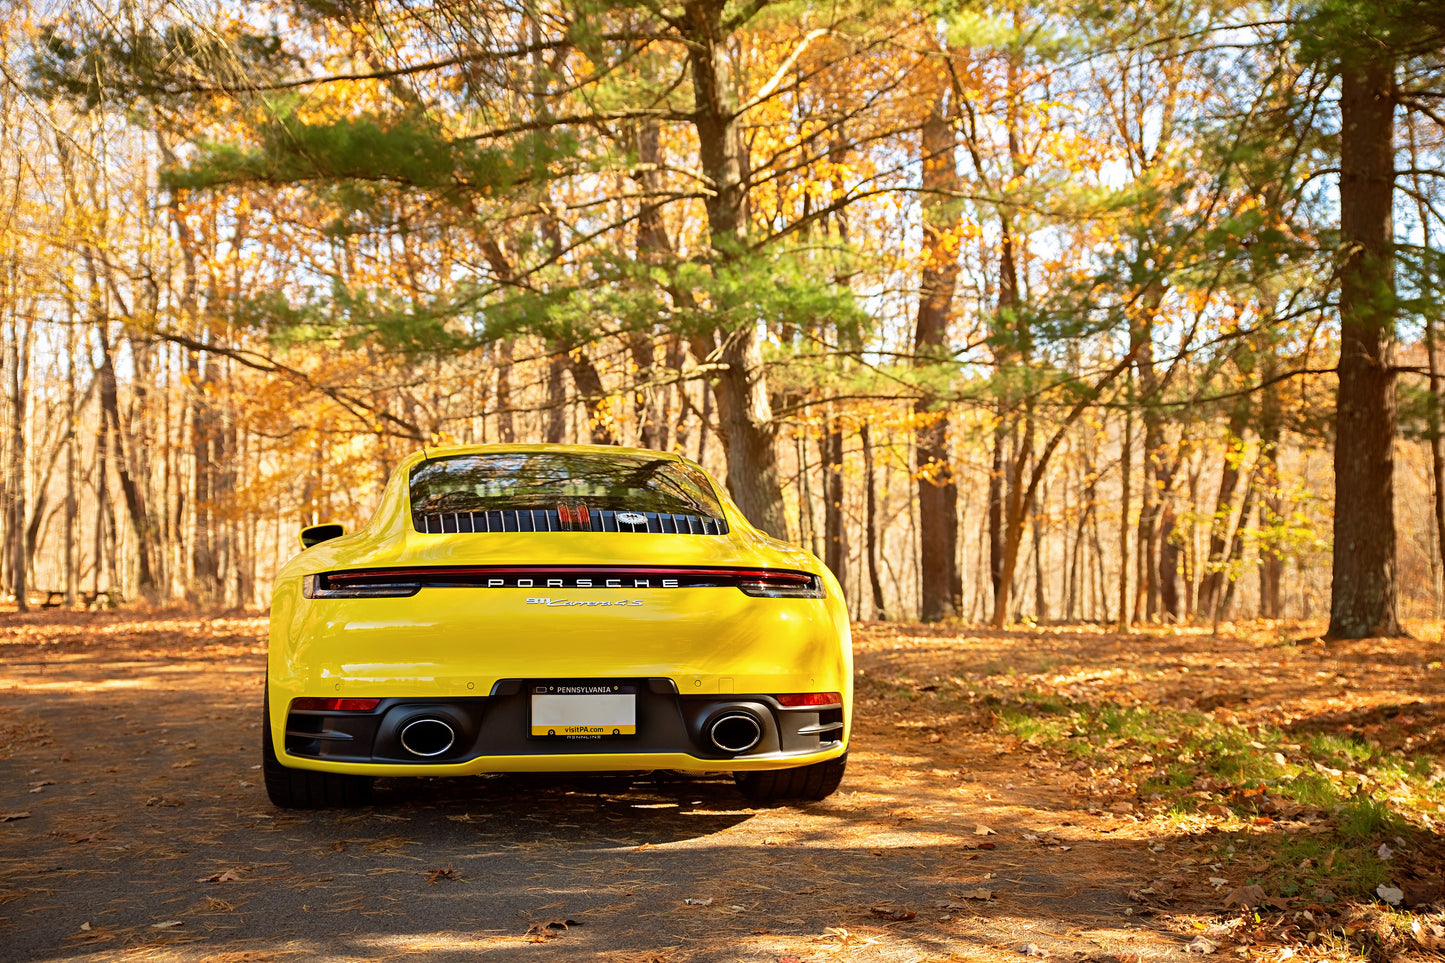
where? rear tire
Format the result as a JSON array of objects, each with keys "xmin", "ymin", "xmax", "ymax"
[
  {"xmin": 262, "ymin": 691, "xmax": 373, "ymax": 809},
  {"xmin": 733, "ymin": 752, "xmax": 846, "ymax": 803}
]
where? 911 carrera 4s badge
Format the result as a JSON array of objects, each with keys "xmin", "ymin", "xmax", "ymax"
[
  {"xmin": 531, "ymin": 683, "xmax": 637, "ymax": 737},
  {"xmin": 525, "ymin": 597, "xmax": 643, "ymax": 606}
]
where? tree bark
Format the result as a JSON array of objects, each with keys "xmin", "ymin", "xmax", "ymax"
[
  {"xmin": 1257, "ymin": 373, "xmax": 1285, "ymax": 619},
  {"xmin": 65, "ymin": 317, "xmax": 77, "ymax": 606},
  {"xmin": 820, "ymin": 417, "xmax": 847, "ymax": 588},
  {"xmin": 913, "ymin": 86, "xmax": 963, "ymax": 621},
  {"xmin": 7, "ymin": 316, "xmax": 26, "ymax": 612},
  {"xmin": 861, "ymin": 423, "xmax": 887, "ymax": 619},
  {"xmin": 545, "ymin": 352, "xmax": 567, "ymax": 444},
  {"xmin": 97, "ymin": 323, "xmax": 157, "ymax": 593},
  {"xmin": 630, "ymin": 121, "xmax": 668, "ymax": 450},
  {"xmin": 1219, "ymin": 468, "xmax": 1259, "ymax": 621},
  {"xmin": 190, "ymin": 348, "xmax": 219, "ymax": 597},
  {"xmin": 1328, "ymin": 55, "xmax": 1402, "ymax": 638},
  {"xmin": 681, "ymin": 0, "xmax": 788, "ymax": 536},
  {"xmin": 495, "ymin": 340, "xmax": 517, "ymax": 443},
  {"xmin": 988, "ymin": 422, "xmax": 1005, "ymax": 601},
  {"xmin": 1032, "ymin": 475, "xmax": 1048, "ymax": 620},
  {"xmin": 1198, "ymin": 403, "xmax": 1248, "ymax": 619},
  {"xmin": 94, "ymin": 416, "xmax": 108, "ymax": 596},
  {"xmin": 564, "ymin": 347, "xmax": 617, "ymax": 445},
  {"xmin": 1117, "ymin": 401, "xmax": 1132, "ymax": 632}
]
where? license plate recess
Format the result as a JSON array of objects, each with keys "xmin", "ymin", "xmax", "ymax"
[{"xmin": 530, "ymin": 683, "xmax": 637, "ymax": 737}]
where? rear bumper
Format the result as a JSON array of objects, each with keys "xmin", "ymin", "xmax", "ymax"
[{"xmin": 274, "ymin": 678, "xmax": 847, "ymax": 775}]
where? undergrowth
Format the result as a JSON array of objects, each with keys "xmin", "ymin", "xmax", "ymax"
[{"xmin": 990, "ymin": 690, "xmax": 1444, "ymax": 902}]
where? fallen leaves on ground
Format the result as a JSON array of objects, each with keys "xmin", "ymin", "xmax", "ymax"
[
  {"xmin": 868, "ymin": 906, "xmax": 916, "ymax": 921},
  {"xmin": 424, "ymin": 865, "xmax": 461, "ymax": 884},
  {"xmin": 524, "ymin": 918, "xmax": 580, "ymax": 941}
]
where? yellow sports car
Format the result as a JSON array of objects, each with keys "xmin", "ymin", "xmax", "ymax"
[{"xmin": 264, "ymin": 444, "xmax": 852, "ymax": 808}]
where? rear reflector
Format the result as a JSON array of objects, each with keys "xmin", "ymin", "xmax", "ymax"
[
  {"xmin": 290, "ymin": 698, "xmax": 381, "ymax": 712},
  {"xmin": 776, "ymin": 692, "xmax": 842, "ymax": 708}
]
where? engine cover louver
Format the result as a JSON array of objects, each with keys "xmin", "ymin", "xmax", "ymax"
[{"xmin": 414, "ymin": 509, "xmax": 728, "ymax": 536}]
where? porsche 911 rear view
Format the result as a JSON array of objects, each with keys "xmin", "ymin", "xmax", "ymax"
[{"xmin": 264, "ymin": 444, "xmax": 852, "ymax": 808}]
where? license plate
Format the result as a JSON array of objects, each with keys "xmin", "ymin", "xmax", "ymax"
[{"xmin": 530, "ymin": 683, "xmax": 637, "ymax": 737}]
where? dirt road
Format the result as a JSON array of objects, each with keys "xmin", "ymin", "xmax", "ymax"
[{"xmin": 5, "ymin": 613, "xmax": 1414, "ymax": 962}]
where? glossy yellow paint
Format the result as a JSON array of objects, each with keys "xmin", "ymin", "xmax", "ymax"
[{"xmin": 267, "ymin": 444, "xmax": 852, "ymax": 776}]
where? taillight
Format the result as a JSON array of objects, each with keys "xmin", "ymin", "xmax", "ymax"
[
  {"xmin": 290, "ymin": 698, "xmax": 381, "ymax": 712},
  {"xmin": 302, "ymin": 573, "xmax": 421, "ymax": 598},
  {"xmin": 777, "ymin": 692, "xmax": 842, "ymax": 708},
  {"xmin": 736, "ymin": 571, "xmax": 825, "ymax": 598}
]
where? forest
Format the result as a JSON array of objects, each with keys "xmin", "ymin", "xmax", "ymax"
[{"xmin": 1, "ymin": 0, "xmax": 1443, "ymax": 634}]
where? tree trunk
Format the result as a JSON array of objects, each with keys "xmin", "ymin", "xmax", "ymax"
[
  {"xmin": 628, "ymin": 332, "xmax": 661, "ymax": 449},
  {"xmin": 991, "ymin": 353, "xmax": 1138, "ymax": 628},
  {"xmin": 1198, "ymin": 403, "xmax": 1248, "ymax": 618},
  {"xmin": 1430, "ymin": 306, "xmax": 1445, "ymax": 619},
  {"xmin": 496, "ymin": 340, "xmax": 517, "ymax": 443},
  {"xmin": 1219, "ymin": 468, "xmax": 1259, "ymax": 621},
  {"xmin": 861, "ymin": 424, "xmax": 887, "ymax": 619},
  {"xmin": 564, "ymin": 347, "xmax": 616, "ymax": 445},
  {"xmin": 1117, "ymin": 401, "xmax": 1132, "ymax": 631},
  {"xmin": 1257, "ymin": 373, "xmax": 1285, "ymax": 619},
  {"xmin": 913, "ymin": 86, "xmax": 963, "ymax": 621},
  {"xmin": 1032, "ymin": 475, "xmax": 1048, "ymax": 620},
  {"xmin": 1159, "ymin": 499, "xmax": 1182, "ymax": 620},
  {"xmin": 988, "ymin": 423, "xmax": 1005, "ymax": 601},
  {"xmin": 94, "ymin": 417, "xmax": 108, "ymax": 596},
  {"xmin": 1328, "ymin": 55, "xmax": 1402, "ymax": 638},
  {"xmin": 630, "ymin": 121, "xmax": 669, "ymax": 451},
  {"xmin": 7, "ymin": 317, "xmax": 26, "ymax": 612},
  {"xmin": 65, "ymin": 318, "xmax": 77, "ymax": 606},
  {"xmin": 545, "ymin": 352, "xmax": 567, "ymax": 444},
  {"xmin": 682, "ymin": 0, "xmax": 788, "ymax": 536},
  {"xmin": 1412, "ymin": 130, "xmax": 1445, "ymax": 618},
  {"xmin": 820, "ymin": 417, "xmax": 847, "ymax": 588},
  {"xmin": 97, "ymin": 324, "xmax": 156, "ymax": 593},
  {"xmin": 797, "ymin": 434, "xmax": 817, "ymax": 557},
  {"xmin": 190, "ymin": 348, "xmax": 219, "ymax": 598}
]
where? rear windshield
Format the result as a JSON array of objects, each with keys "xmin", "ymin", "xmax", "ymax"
[{"xmin": 409, "ymin": 452, "xmax": 725, "ymax": 519}]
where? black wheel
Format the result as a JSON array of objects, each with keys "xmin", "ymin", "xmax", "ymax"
[
  {"xmin": 262, "ymin": 691, "xmax": 373, "ymax": 809},
  {"xmin": 734, "ymin": 752, "xmax": 846, "ymax": 803}
]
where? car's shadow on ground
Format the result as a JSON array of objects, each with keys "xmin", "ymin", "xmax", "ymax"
[{"xmin": 364, "ymin": 772, "xmax": 762, "ymax": 844}]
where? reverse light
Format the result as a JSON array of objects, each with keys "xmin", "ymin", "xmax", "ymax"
[
  {"xmin": 776, "ymin": 692, "xmax": 842, "ymax": 708},
  {"xmin": 291, "ymin": 698, "xmax": 381, "ymax": 712},
  {"xmin": 736, "ymin": 571, "xmax": 825, "ymax": 599}
]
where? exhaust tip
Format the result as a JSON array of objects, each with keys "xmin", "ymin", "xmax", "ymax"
[
  {"xmin": 708, "ymin": 712, "xmax": 763, "ymax": 754},
  {"xmin": 399, "ymin": 717, "xmax": 457, "ymax": 757}
]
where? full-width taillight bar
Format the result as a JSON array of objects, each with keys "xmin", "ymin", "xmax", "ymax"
[{"xmin": 302, "ymin": 567, "xmax": 825, "ymax": 599}]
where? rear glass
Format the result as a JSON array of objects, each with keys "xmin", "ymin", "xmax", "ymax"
[{"xmin": 409, "ymin": 452, "xmax": 725, "ymax": 519}]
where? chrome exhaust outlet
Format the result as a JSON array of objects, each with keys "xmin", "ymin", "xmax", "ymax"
[
  {"xmin": 708, "ymin": 712, "xmax": 763, "ymax": 754},
  {"xmin": 399, "ymin": 717, "xmax": 457, "ymax": 757}
]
